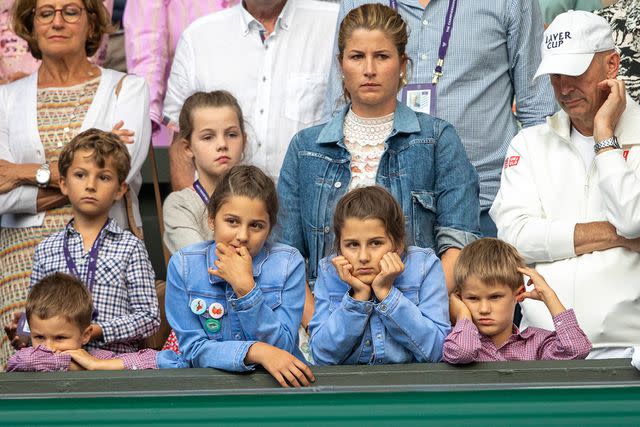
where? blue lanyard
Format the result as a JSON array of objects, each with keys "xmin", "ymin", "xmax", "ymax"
[
  {"xmin": 193, "ymin": 179, "xmax": 210, "ymax": 204},
  {"xmin": 389, "ymin": 0, "xmax": 459, "ymax": 84}
]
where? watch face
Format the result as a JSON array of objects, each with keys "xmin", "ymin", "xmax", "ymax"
[{"xmin": 36, "ymin": 168, "xmax": 50, "ymax": 185}]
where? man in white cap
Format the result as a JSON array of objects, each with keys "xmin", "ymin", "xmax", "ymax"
[{"xmin": 490, "ymin": 10, "xmax": 640, "ymax": 359}]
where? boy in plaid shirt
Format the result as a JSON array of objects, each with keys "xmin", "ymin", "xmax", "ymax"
[
  {"xmin": 444, "ymin": 238, "xmax": 591, "ymax": 363},
  {"xmin": 8, "ymin": 273, "xmax": 158, "ymax": 371},
  {"xmin": 26, "ymin": 129, "xmax": 159, "ymax": 353}
]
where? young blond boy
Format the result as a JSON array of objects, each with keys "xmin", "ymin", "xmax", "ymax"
[
  {"xmin": 7, "ymin": 273, "xmax": 158, "ymax": 371},
  {"xmin": 24, "ymin": 129, "xmax": 159, "ymax": 353},
  {"xmin": 443, "ymin": 238, "xmax": 591, "ymax": 364}
]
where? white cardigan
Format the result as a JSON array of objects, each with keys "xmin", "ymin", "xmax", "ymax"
[
  {"xmin": 490, "ymin": 96, "xmax": 640, "ymax": 350},
  {"xmin": 0, "ymin": 68, "xmax": 150, "ymax": 229}
]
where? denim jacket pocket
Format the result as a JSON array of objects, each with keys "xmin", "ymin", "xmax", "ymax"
[
  {"xmin": 188, "ymin": 292, "xmax": 226, "ymax": 340},
  {"xmin": 261, "ymin": 286, "xmax": 283, "ymax": 310},
  {"xmin": 411, "ymin": 191, "xmax": 437, "ymax": 249}
]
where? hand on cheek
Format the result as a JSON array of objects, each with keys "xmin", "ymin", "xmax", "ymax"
[
  {"xmin": 209, "ymin": 242, "xmax": 255, "ymax": 297},
  {"xmin": 371, "ymin": 252, "xmax": 404, "ymax": 301},
  {"xmin": 331, "ymin": 255, "xmax": 371, "ymax": 301}
]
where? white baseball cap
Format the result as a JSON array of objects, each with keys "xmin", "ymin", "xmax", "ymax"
[{"xmin": 534, "ymin": 10, "xmax": 615, "ymax": 79}]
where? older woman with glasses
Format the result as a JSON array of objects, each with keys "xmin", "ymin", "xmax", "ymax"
[{"xmin": 0, "ymin": 0, "xmax": 150, "ymax": 367}]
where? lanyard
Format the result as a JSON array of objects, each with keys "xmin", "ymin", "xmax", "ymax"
[
  {"xmin": 193, "ymin": 179, "xmax": 210, "ymax": 204},
  {"xmin": 389, "ymin": 0, "xmax": 459, "ymax": 84},
  {"xmin": 63, "ymin": 220, "xmax": 108, "ymax": 294}
]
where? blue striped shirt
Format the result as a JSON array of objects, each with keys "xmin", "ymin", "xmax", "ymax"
[{"xmin": 324, "ymin": 0, "xmax": 557, "ymax": 209}]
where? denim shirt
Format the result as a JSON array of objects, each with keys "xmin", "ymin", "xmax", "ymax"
[
  {"xmin": 277, "ymin": 102, "xmax": 480, "ymax": 285},
  {"xmin": 162, "ymin": 241, "xmax": 306, "ymax": 371},
  {"xmin": 308, "ymin": 247, "xmax": 451, "ymax": 365}
]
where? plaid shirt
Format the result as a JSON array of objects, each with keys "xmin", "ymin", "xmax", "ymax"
[
  {"xmin": 6, "ymin": 345, "xmax": 158, "ymax": 371},
  {"xmin": 31, "ymin": 219, "xmax": 159, "ymax": 353},
  {"xmin": 443, "ymin": 309, "xmax": 592, "ymax": 364}
]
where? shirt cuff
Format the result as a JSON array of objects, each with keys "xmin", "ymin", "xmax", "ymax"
[
  {"xmin": 341, "ymin": 291, "xmax": 374, "ymax": 315},
  {"xmin": 546, "ymin": 219, "xmax": 576, "ymax": 260},
  {"xmin": 594, "ymin": 147, "xmax": 626, "ymax": 179},
  {"xmin": 435, "ymin": 226, "xmax": 480, "ymax": 254},
  {"xmin": 552, "ymin": 309, "xmax": 578, "ymax": 330},
  {"xmin": 374, "ymin": 286, "xmax": 401, "ymax": 316},
  {"xmin": 236, "ymin": 340, "xmax": 258, "ymax": 371},
  {"xmin": 228, "ymin": 284, "xmax": 262, "ymax": 312},
  {"xmin": 452, "ymin": 317, "xmax": 479, "ymax": 334},
  {"xmin": 120, "ymin": 349, "xmax": 159, "ymax": 370}
]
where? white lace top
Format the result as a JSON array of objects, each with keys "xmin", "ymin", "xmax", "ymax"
[{"xmin": 343, "ymin": 109, "xmax": 394, "ymax": 190}]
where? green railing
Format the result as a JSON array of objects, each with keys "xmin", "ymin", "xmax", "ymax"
[{"xmin": 2, "ymin": 359, "xmax": 640, "ymax": 425}]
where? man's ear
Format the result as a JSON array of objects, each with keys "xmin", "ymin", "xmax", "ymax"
[
  {"xmin": 605, "ymin": 51, "xmax": 621, "ymax": 79},
  {"xmin": 81, "ymin": 325, "xmax": 92, "ymax": 346}
]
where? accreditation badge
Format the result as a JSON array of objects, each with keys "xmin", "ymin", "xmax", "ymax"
[{"xmin": 401, "ymin": 83, "xmax": 437, "ymax": 116}]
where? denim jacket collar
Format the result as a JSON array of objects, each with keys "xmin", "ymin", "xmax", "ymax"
[
  {"xmin": 316, "ymin": 101, "xmax": 422, "ymax": 146},
  {"xmin": 207, "ymin": 242, "xmax": 270, "ymax": 284}
]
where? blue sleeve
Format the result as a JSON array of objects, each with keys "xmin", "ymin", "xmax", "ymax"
[
  {"xmin": 308, "ymin": 260, "xmax": 372, "ymax": 365},
  {"xmin": 165, "ymin": 254, "xmax": 256, "ymax": 372},
  {"xmin": 434, "ymin": 122, "xmax": 480, "ymax": 252},
  {"xmin": 276, "ymin": 133, "xmax": 307, "ymax": 259},
  {"xmin": 376, "ymin": 255, "xmax": 451, "ymax": 362},
  {"xmin": 230, "ymin": 250, "xmax": 305, "ymax": 354},
  {"xmin": 508, "ymin": 0, "xmax": 557, "ymax": 128}
]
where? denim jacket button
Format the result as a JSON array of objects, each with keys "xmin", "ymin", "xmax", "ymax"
[
  {"xmin": 379, "ymin": 304, "xmax": 387, "ymax": 312},
  {"xmin": 323, "ymin": 226, "xmax": 330, "ymax": 233},
  {"xmin": 365, "ymin": 339, "xmax": 371, "ymax": 346},
  {"xmin": 334, "ymin": 181, "xmax": 342, "ymax": 188}
]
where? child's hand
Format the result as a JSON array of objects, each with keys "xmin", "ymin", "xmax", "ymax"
[
  {"xmin": 331, "ymin": 255, "xmax": 371, "ymax": 301},
  {"xmin": 516, "ymin": 267, "xmax": 566, "ymax": 317},
  {"xmin": 63, "ymin": 349, "xmax": 100, "ymax": 370},
  {"xmin": 4, "ymin": 311, "xmax": 29, "ymax": 350},
  {"xmin": 245, "ymin": 342, "xmax": 315, "ymax": 388},
  {"xmin": 449, "ymin": 293, "xmax": 472, "ymax": 325},
  {"xmin": 63, "ymin": 349, "xmax": 125, "ymax": 371},
  {"xmin": 371, "ymin": 252, "xmax": 404, "ymax": 301},
  {"xmin": 209, "ymin": 242, "xmax": 255, "ymax": 297}
]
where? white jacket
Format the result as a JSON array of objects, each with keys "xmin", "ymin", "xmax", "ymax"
[
  {"xmin": 0, "ymin": 68, "xmax": 150, "ymax": 229},
  {"xmin": 490, "ymin": 96, "xmax": 640, "ymax": 349}
]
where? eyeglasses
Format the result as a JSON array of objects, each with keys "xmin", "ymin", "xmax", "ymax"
[{"xmin": 33, "ymin": 5, "xmax": 85, "ymax": 24}]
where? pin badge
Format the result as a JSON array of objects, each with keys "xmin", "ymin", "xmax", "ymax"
[
  {"xmin": 190, "ymin": 298, "xmax": 206, "ymax": 315},
  {"xmin": 208, "ymin": 302, "xmax": 225, "ymax": 319},
  {"xmin": 205, "ymin": 318, "xmax": 221, "ymax": 333}
]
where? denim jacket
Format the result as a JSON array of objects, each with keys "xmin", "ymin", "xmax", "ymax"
[
  {"xmin": 277, "ymin": 102, "xmax": 480, "ymax": 284},
  {"xmin": 162, "ymin": 241, "xmax": 306, "ymax": 371},
  {"xmin": 309, "ymin": 247, "xmax": 451, "ymax": 365}
]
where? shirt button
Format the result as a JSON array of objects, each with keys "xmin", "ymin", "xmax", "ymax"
[
  {"xmin": 421, "ymin": 54, "xmax": 427, "ymax": 60},
  {"xmin": 422, "ymin": 20, "xmax": 428, "ymax": 26},
  {"xmin": 231, "ymin": 302, "xmax": 237, "ymax": 308},
  {"xmin": 63, "ymin": 127, "xmax": 70, "ymax": 133},
  {"xmin": 376, "ymin": 334, "xmax": 382, "ymax": 340},
  {"xmin": 260, "ymin": 109, "xmax": 264, "ymax": 115},
  {"xmin": 334, "ymin": 181, "xmax": 342, "ymax": 188},
  {"xmin": 258, "ymin": 142, "xmax": 262, "ymax": 147},
  {"xmin": 365, "ymin": 339, "xmax": 371, "ymax": 346},
  {"xmin": 235, "ymin": 334, "xmax": 241, "ymax": 340},
  {"xmin": 324, "ymin": 226, "xmax": 330, "ymax": 233},
  {"xmin": 262, "ymin": 76, "xmax": 267, "ymax": 82},
  {"xmin": 379, "ymin": 303, "xmax": 387, "ymax": 312}
]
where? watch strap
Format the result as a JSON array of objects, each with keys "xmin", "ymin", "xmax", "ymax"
[{"xmin": 594, "ymin": 136, "xmax": 620, "ymax": 154}]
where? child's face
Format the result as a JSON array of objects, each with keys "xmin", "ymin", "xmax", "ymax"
[
  {"xmin": 185, "ymin": 106, "xmax": 244, "ymax": 182},
  {"xmin": 29, "ymin": 315, "xmax": 91, "ymax": 353},
  {"xmin": 210, "ymin": 196, "xmax": 271, "ymax": 257},
  {"xmin": 459, "ymin": 276, "xmax": 518, "ymax": 347},
  {"xmin": 339, "ymin": 217, "xmax": 401, "ymax": 285},
  {"xmin": 60, "ymin": 149, "xmax": 127, "ymax": 220}
]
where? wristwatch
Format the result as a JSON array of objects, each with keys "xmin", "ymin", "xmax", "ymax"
[
  {"xmin": 594, "ymin": 136, "xmax": 620, "ymax": 154},
  {"xmin": 35, "ymin": 163, "xmax": 51, "ymax": 188}
]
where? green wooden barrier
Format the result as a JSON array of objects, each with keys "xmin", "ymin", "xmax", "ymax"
[{"xmin": 2, "ymin": 359, "xmax": 640, "ymax": 426}]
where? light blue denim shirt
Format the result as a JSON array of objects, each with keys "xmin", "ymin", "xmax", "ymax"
[
  {"xmin": 277, "ymin": 101, "xmax": 480, "ymax": 285},
  {"xmin": 309, "ymin": 246, "xmax": 450, "ymax": 365},
  {"xmin": 160, "ymin": 241, "xmax": 306, "ymax": 371}
]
